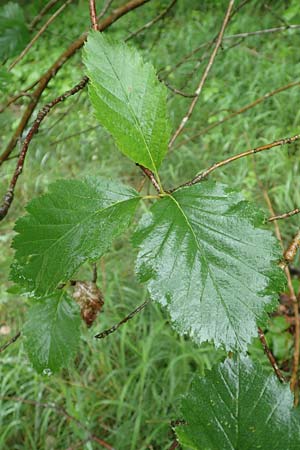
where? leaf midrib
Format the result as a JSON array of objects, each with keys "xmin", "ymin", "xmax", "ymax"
[
  {"xmin": 169, "ymin": 193, "xmax": 243, "ymax": 348},
  {"xmin": 34, "ymin": 196, "xmax": 139, "ymax": 291},
  {"xmin": 96, "ymin": 40, "xmax": 160, "ymax": 182}
]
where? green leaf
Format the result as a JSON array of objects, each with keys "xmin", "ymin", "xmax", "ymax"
[
  {"xmin": 83, "ymin": 31, "xmax": 170, "ymax": 179},
  {"xmin": 23, "ymin": 292, "xmax": 81, "ymax": 373},
  {"xmin": 0, "ymin": 67, "xmax": 11, "ymax": 92},
  {"xmin": 12, "ymin": 177, "xmax": 140, "ymax": 296},
  {"xmin": 0, "ymin": 2, "xmax": 29, "ymax": 60},
  {"xmin": 133, "ymin": 181, "xmax": 284, "ymax": 351},
  {"xmin": 176, "ymin": 356, "xmax": 299, "ymax": 450}
]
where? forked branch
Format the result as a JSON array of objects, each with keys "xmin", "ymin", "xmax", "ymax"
[
  {"xmin": 0, "ymin": 0, "xmax": 151, "ymax": 166},
  {"xmin": 0, "ymin": 77, "xmax": 89, "ymax": 221}
]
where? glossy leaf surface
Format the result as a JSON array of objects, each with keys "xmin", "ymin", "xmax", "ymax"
[
  {"xmin": 133, "ymin": 182, "xmax": 284, "ymax": 351},
  {"xmin": 176, "ymin": 356, "xmax": 300, "ymax": 450},
  {"xmin": 83, "ymin": 31, "xmax": 169, "ymax": 177},
  {"xmin": 0, "ymin": 2, "xmax": 29, "ymax": 59},
  {"xmin": 23, "ymin": 292, "xmax": 81, "ymax": 373},
  {"xmin": 12, "ymin": 177, "xmax": 140, "ymax": 296}
]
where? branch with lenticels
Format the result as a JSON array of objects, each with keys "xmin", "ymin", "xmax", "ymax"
[
  {"xmin": 0, "ymin": 0, "xmax": 151, "ymax": 166},
  {"xmin": 171, "ymin": 133, "xmax": 300, "ymax": 192}
]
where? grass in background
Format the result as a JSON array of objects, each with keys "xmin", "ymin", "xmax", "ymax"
[{"xmin": 1, "ymin": 0, "xmax": 300, "ymax": 448}]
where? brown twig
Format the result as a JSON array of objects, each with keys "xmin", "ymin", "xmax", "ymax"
[
  {"xmin": 136, "ymin": 164, "xmax": 161, "ymax": 193},
  {"xmin": 0, "ymin": 77, "xmax": 89, "ymax": 221},
  {"xmin": 8, "ymin": 0, "xmax": 74, "ymax": 71},
  {"xmin": 283, "ymin": 230, "xmax": 300, "ymax": 266},
  {"xmin": 174, "ymin": 80, "xmax": 300, "ymax": 149},
  {"xmin": 0, "ymin": 0, "xmax": 151, "ymax": 166},
  {"xmin": 262, "ymin": 189, "xmax": 300, "ymax": 405},
  {"xmin": 95, "ymin": 300, "xmax": 149, "ymax": 339},
  {"xmin": 30, "ymin": 0, "xmax": 62, "ymax": 29},
  {"xmin": 0, "ymin": 331, "xmax": 21, "ymax": 353},
  {"xmin": 269, "ymin": 208, "xmax": 300, "ymax": 222},
  {"xmin": 0, "ymin": 395, "xmax": 115, "ymax": 450},
  {"xmin": 257, "ymin": 327, "xmax": 286, "ymax": 383},
  {"xmin": 125, "ymin": 0, "xmax": 177, "ymax": 41},
  {"xmin": 168, "ymin": 0, "xmax": 235, "ymax": 148},
  {"xmin": 163, "ymin": 81, "xmax": 196, "ymax": 98},
  {"xmin": 97, "ymin": 0, "xmax": 114, "ymax": 20},
  {"xmin": 173, "ymin": 133, "xmax": 300, "ymax": 191},
  {"xmin": 89, "ymin": 0, "xmax": 98, "ymax": 31}
]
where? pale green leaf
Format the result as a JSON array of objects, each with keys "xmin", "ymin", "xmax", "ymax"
[
  {"xmin": 83, "ymin": 31, "xmax": 169, "ymax": 178},
  {"xmin": 23, "ymin": 292, "xmax": 81, "ymax": 373},
  {"xmin": 133, "ymin": 181, "xmax": 284, "ymax": 351},
  {"xmin": 0, "ymin": 2, "xmax": 29, "ymax": 60},
  {"xmin": 12, "ymin": 177, "xmax": 140, "ymax": 296},
  {"xmin": 176, "ymin": 356, "xmax": 299, "ymax": 450}
]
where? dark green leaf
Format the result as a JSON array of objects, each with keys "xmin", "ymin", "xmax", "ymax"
[
  {"xmin": 83, "ymin": 31, "xmax": 170, "ymax": 179},
  {"xmin": 133, "ymin": 181, "xmax": 284, "ymax": 351},
  {"xmin": 23, "ymin": 292, "xmax": 81, "ymax": 373},
  {"xmin": 176, "ymin": 356, "xmax": 299, "ymax": 450},
  {"xmin": 0, "ymin": 2, "xmax": 29, "ymax": 60},
  {"xmin": 12, "ymin": 177, "xmax": 140, "ymax": 296}
]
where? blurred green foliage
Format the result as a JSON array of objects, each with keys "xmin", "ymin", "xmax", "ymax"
[{"xmin": 1, "ymin": 0, "xmax": 300, "ymax": 448}]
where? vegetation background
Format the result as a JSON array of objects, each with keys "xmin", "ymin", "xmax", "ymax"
[{"xmin": 1, "ymin": 0, "xmax": 300, "ymax": 448}]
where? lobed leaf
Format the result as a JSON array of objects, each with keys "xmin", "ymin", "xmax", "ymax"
[
  {"xmin": 133, "ymin": 181, "xmax": 285, "ymax": 351},
  {"xmin": 83, "ymin": 31, "xmax": 170, "ymax": 178},
  {"xmin": 23, "ymin": 292, "xmax": 81, "ymax": 373},
  {"xmin": 12, "ymin": 177, "xmax": 140, "ymax": 296},
  {"xmin": 176, "ymin": 356, "xmax": 300, "ymax": 450}
]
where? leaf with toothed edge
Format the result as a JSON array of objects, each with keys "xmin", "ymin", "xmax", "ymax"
[
  {"xmin": 11, "ymin": 177, "xmax": 140, "ymax": 296},
  {"xmin": 133, "ymin": 181, "xmax": 285, "ymax": 352},
  {"xmin": 176, "ymin": 356, "xmax": 300, "ymax": 450},
  {"xmin": 83, "ymin": 31, "xmax": 170, "ymax": 179},
  {"xmin": 23, "ymin": 291, "xmax": 81, "ymax": 373}
]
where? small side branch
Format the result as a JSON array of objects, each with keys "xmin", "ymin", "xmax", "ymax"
[
  {"xmin": 136, "ymin": 164, "xmax": 161, "ymax": 193},
  {"xmin": 168, "ymin": 0, "xmax": 235, "ymax": 148},
  {"xmin": 269, "ymin": 208, "xmax": 300, "ymax": 222},
  {"xmin": 95, "ymin": 300, "xmax": 149, "ymax": 339},
  {"xmin": 283, "ymin": 230, "xmax": 300, "ymax": 266},
  {"xmin": 9, "ymin": 0, "xmax": 74, "ymax": 71},
  {"xmin": 125, "ymin": 0, "xmax": 177, "ymax": 41},
  {"xmin": 263, "ymin": 189, "xmax": 300, "ymax": 405},
  {"xmin": 30, "ymin": 0, "xmax": 62, "ymax": 29},
  {"xmin": 89, "ymin": 0, "xmax": 98, "ymax": 30},
  {"xmin": 0, "ymin": 331, "xmax": 21, "ymax": 354},
  {"xmin": 97, "ymin": 0, "xmax": 114, "ymax": 20},
  {"xmin": 0, "ymin": 77, "xmax": 89, "ymax": 221},
  {"xmin": 172, "ymin": 133, "xmax": 300, "ymax": 191},
  {"xmin": 258, "ymin": 327, "xmax": 286, "ymax": 383}
]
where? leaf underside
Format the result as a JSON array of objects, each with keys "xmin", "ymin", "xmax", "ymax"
[
  {"xmin": 133, "ymin": 181, "xmax": 284, "ymax": 351},
  {"xmin": 11, "ymin": 177, "xmax": 140, "ymax": 296},
  {"xmin": 176, "ymin": 356, "xmax": 300, "ymax": 450},
  {"xmin": 83, "ymin": 31, "xmax": 170, "ymax": 176},
  {"xmin": 23, "ymin": 292, "xmax": 81, "ymax": 373}
]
